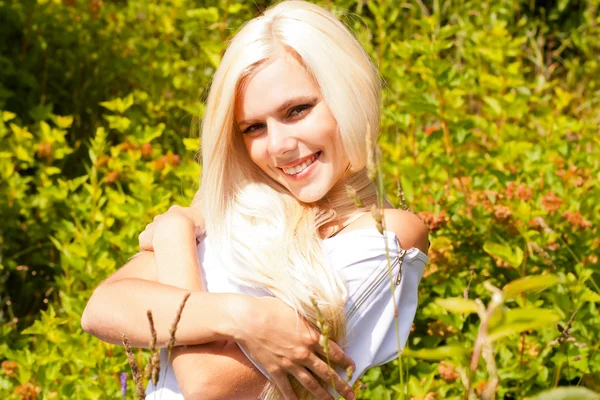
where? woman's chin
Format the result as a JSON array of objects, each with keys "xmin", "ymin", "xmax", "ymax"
[{"xmin": 289, "ymin": 187, "xmax": 326, "ymax": 204}]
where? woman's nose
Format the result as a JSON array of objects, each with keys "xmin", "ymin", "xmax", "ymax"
[{"xmin": 266, "ymin": 121, "xmax": 297, "ymax": 157}]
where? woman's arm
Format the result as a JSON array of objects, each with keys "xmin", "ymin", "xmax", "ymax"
[
  {"xmin": 82, "ymin": 209, "xmax": 355, "ymax": 400},
  {"xmin": 150, "ymin": 209, "xmax": 266, "ymax": 399},
  {"xmin": 80, "ymin": 251, "xmax": 245, "ymax": 347}
]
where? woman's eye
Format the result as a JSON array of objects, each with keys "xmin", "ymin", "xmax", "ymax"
[
  {"xmin": 288, "ymin": 104, "xmax": 313, "ymax": 118},
  {"xmin": 242, "ymin": 124, "xmax": 264, "ymax": 134}
]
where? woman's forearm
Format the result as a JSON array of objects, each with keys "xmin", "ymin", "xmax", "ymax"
[
  {"xmin": 153, "ymin": 227, "xmax": 205, "ymax": 291},
  {"xmin": 150, "ymin": 222, "xmax": 266, "ymax": 398},
  {"xmin": 81, "ymin": 252, "xmax": 247, "ymax": 348}
]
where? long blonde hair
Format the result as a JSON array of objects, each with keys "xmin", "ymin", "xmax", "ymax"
[{"xmin": 199, "ymin": 1, "xmax": 381, "ymax": 398}]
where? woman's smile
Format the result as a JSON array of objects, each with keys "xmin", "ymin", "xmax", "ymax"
[{"xmin": 278, "ymin": 151, "xmax": 322, "ymax": 179}]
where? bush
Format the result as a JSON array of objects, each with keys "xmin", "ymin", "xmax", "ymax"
[{"xmin": 1, "ymin": 0, "xmax": 599, "ymax": 398}]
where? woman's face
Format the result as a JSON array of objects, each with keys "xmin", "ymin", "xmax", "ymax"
[{"xmin": 234, "ymin": 51, "xmax": 349, "ymax": 203}]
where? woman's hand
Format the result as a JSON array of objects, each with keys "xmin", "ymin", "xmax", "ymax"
[
  {"xmin": 232, "ymin": 296, "xmax": 356, "ymax": 400},
  {"xmin": 139, "ymin": 204, "xmax": 205, "ymax": 251},
  {"xmin": 146, "ymin": 206, "xmax": 205, "ymax": 290}
]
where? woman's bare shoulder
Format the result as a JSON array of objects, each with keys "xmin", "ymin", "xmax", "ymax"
[
  {"xmin": 382, "ymin": 209, "xmax": 429, "ymax": 255},
  {"xmin": 343, "ymin": 208, "xmax": 429, "ymax": 254}
]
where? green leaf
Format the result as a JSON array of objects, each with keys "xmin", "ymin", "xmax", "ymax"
[
  {"xmin": 436, "ymin": 297, "xmax": 479, "ymax": 314},
  {"xmin": 10, "ymin": 123, "xmax": 34, "ymax": 140},
  {"xmin": 99, "ymin": 94, "xmax": 134, "ymax": 114},
  {"xmin": 530, "ymin": 387, "xmax": 600, "ymax": 400},
  {"xmin": 488, "ymin": 308, "xmax": 560, "ymax": 341},
  {"xmin": 3, "ymin": 111, "xmax": 16, "ymax": 122},
  {"xmin": 581, "ymin": 288, "xmax": 600, "ymax": 303},
  {"xmin": 139, "ymin": 123, "xmax": 165, "ymax": 143},
  {"xmin": 399, "ymin": 175, "xmax": 414, "ymax": 203},
  {"xmin": 403, "ymin": 345, "xmax": 467, "ymax": 360},
  {"xmin": 483, "ymin": 241, "xmax": 523, "ymax": 268},
  {"xmin": 502, "ymin": 274, "xmax": 560, "ymax": 298},
  {"xmin": 186, "ymin": 7, "xmax": 219, "ymax": 22},
  {"xmin": 51, "ymin": 115, "xmax": 74, "ymax": 129},
  {"xmin": 483, "ymin": 96, "xmax": 502, "ymax": 116},
  {"xmin": 103, "ymin": 115, "xmax": 131, "ymax": 132},
  {"xmin": 183, "ymin": 138, "xmax": 201, "ymax": 152}
]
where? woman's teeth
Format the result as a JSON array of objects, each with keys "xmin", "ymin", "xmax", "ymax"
[{"xmin": 282, "ymin": 153, "xmax": 319, "ymax": 175}]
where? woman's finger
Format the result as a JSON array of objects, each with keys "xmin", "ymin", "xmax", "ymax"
[
  {"xmin": 291, "ymin": 367, "xmax": 333, "ymax": 400},
  {"xmin": 314, "ymin": 339, "xmax": 355, "ymax": 371},
  {"xmin": 138, "ymin": 224, "xmax": 154, "ymax": 251},
  {"xmin": 269, "ymin": 372, "xmax": 298, "ymax": 400},
  {"xmin": 305, "ymin": 354, "xmax": 353, "ymax": 399}
]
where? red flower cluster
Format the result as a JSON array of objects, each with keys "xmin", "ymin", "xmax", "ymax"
[
  {"xmin": 438, "ymin": 361, "xmax": 459, "ymax": 382},
  {"xmin": 562, "ymin": 210, "xmax": 592, "ymax": 230},
  {"xmin": 556, "ymin": 165, "xmax": 588, "ymax": 188},
  {"xmin": 417, "ymin": 210, "xmax": 449, "ymax": 232},
  {"xmin": 506, "ymin": 181, "xmax": 532, "ymax": 201},
  {"xmin": 154, "ymin": 152, "xmax": 181, "ymax": 171},
  {"xmin": 541, "ymin": 191, "xmax": 563, "ymax": 214}
]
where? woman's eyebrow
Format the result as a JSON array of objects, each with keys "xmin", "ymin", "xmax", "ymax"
[
  {"xmin": 275, "ymin": 96, "xmax": 317, "ymax": 112},
  {"xmin": 238, "ymin": 96, "xmax": 318, "ymax": 127}
]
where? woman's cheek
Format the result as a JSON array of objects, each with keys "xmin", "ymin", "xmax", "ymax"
[{"xmin": 246, "ymin": 139, "xmax": 268, "ymax": 171}]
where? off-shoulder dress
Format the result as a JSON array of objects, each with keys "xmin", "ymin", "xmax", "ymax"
[{"xmin": 146, "ymin": 228, "xmax": 428, "ymax": 398}]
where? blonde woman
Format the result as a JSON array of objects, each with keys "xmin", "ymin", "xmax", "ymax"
[{"xmin": 81, "ymin": 1, "xmax": 429, "ymax": 399}]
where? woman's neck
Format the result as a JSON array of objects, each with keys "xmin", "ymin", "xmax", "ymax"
[{"xmin": 316, "ymin": 169, "xmax": 380, "ymax": 238}]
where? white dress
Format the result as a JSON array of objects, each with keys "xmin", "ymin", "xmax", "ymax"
[{"xmin": 146, "ymin": 229, "xmax": 428, "ymax": 399}]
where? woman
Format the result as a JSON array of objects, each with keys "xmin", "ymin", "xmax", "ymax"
[{"xmin": 81, "ymin": 1, "xmax": 429, "ymax": 399}]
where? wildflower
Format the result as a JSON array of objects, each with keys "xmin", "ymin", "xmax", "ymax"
[
  {"xmin": 424, "ymin": 124, "xmax": 440, "ymax": 136},
  {"xmin": 516, "ymin": 183, "xmax": 532, "ymax": 201},
  {"xmin": 13, "ymin": 382, "xmax": 41, "ymax": 400},
  {"xmin": 493, "ymin": 205, "xmax": 512, "ymax": 221},
  {"xmin": 438, "ymin": 361, "xmax": 459, "ymax": 382},
  {"xmin": 1, "ymin": 360, "xmax": 17, "ymax": 377},
  {"xmin": 104, "ymin": 170, "xmax": 120, "ymax": 183},
  {"xmin": 505, "ymin": 181, "xmax": 516, "ymax": 199},
  {"xmin": 140, "ymin": 143, "xmax": 153, "ymax": 159},
  {"xmin": 153, "ymin": 157, "xmax": 166, "ymax": 171},
  {"xmin": 36, "ymin": 142, "xmax": 53, "ymax": 159},
  {"xmin": 426, "ymin": 321, "xmax": 456, "ymax": 337},
  {"xmin": 165, "ymin": 152, "xmax": 181, "ymax": 167},
  {"xmin": 584, "ymin": 253, "xmax": 598, "ymax": 267},
  {"xmin": 562, "ymin": 210, "xmax": 592, "ymax": 230},
  {"xmin": 120, "ymin": 372, "xmax": 127, "ymax": 400},
  {"xmin": 417, "ymin": 210, "xmax": 448, "ymax": 232},
  {"xmin": 88, "ymin": 0, "xmax": 102, "ymax": 17},
  {"xmin": 96, "ymin": 155, "xmax": 110, "ymax": 168},
  {"xmin": 119, "ymin": 141, "xmax": 138, "ymax": 152},
  {"xmin": 541, "ymin": 191, "xmax": 562, "ymax": 214}
]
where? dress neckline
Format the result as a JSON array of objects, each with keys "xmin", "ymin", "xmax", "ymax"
[{"xmin": 324, "ymin": 228, "xmax": 429, "ymax": 260}]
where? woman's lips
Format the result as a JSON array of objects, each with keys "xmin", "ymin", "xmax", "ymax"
[{"xmin": 279, "ymin": 151, "xmax": 321, "ymax": 179}]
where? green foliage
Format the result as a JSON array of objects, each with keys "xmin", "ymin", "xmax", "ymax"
[{"xmin": 1, "ymin": 0, "xmax": 599, "ymax": 399}]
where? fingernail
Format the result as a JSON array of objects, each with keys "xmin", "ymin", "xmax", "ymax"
[{"xmin": 346, "ymin": 392, "xmax": 355, "ymax": 400}]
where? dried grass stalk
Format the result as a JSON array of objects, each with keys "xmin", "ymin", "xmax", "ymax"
[
  {"xmin": 121, "ymin": 333, "xmax": 146, "ymax": 400},
  {"xmin": 167, "ymin": 293, "xmax": 191, "ymax": 360},
  {"xmin": 146, "ymin": 310, "xmax": 160, "ymax": 386}
]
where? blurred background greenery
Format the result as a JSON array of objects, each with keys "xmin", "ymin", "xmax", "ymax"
[{"xmin": 1, "ymin": 0, "xmax": 599, "ymax": 398}]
